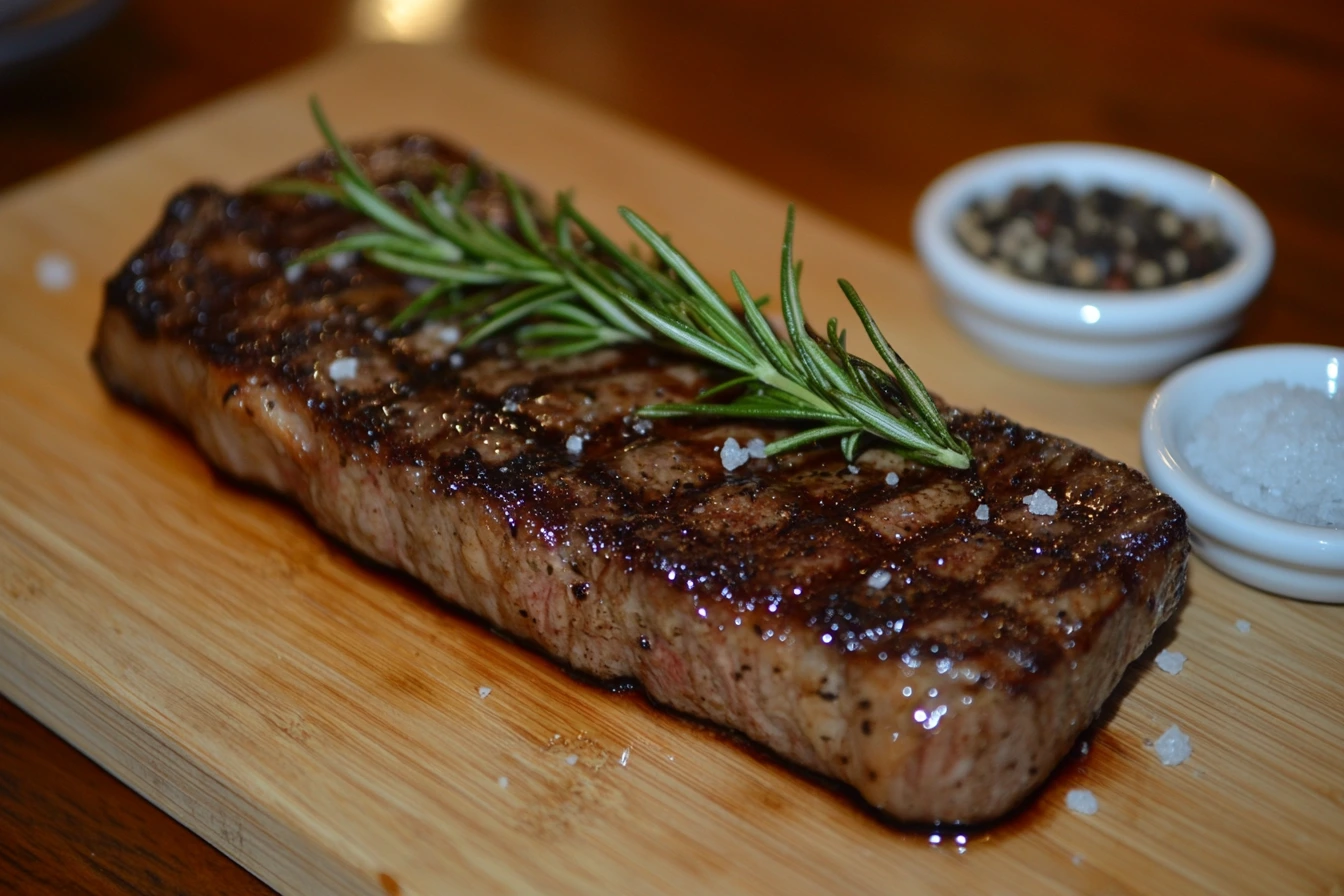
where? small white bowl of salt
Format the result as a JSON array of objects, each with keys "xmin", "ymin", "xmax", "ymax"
[{"xmin": 1141, "ymin": 344, "xmax": 1344, "ymax": 601}]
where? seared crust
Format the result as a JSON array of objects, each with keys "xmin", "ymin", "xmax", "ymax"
[{"xmin": 92, "ymin": 135, "xmax": 1187, "ymax": 823}]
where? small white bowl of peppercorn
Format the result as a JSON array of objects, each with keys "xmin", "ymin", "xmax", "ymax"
[{"xmin": 913, "ymin": 143, "xmax": 1274, "ymax": 383}]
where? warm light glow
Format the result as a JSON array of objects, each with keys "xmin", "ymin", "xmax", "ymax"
[{"xmin": 351, "ymin": 0, "xmax": 465, "ymax": 43}]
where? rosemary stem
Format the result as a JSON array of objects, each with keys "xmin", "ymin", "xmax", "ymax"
[{"xmin": 280, "ymin": 98, "xmax": 975, "ymax": 471}]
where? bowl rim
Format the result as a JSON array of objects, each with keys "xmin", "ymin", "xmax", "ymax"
[
  {"xmin": 913, "ymin": 142, "xmax": 1275, "ymax": 337},
  {"xmin": 1141, "ymin": 343, "xmax": 1344, "ymax": 569}
]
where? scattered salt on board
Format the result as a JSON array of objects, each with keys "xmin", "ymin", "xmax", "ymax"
[
  {"xmin": 1153, "ymin": 725, "xmax": 1192, "ymax": 766},
  {"xmin": 35, "ymin": 252, "xmax": 76, "ymax": 292},
  {"xmin": 1066, "ymin": 788, "xmax": 1098, "ymax": 815},
  {"xmin": 1154, "ymin": 649, "xmax": 1186, "ymax": 675}
]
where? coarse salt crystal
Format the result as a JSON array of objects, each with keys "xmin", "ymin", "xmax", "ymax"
[
  {"xmin": 620, "ymin": 747, "xmax": 631, "ymax": 767},
  {"xmin": 746, "ymin": 438, "xmax": 768, "ymax": 459},
  {"xmin": 632, "ymin": 418, "xmax": 654, "ymax": 436},
  {"xmin": 284, "ymin": 262, "xmax": 306, "ymax": 284},
  {"xmin": 721, "ymin": 437, "xmax": 750, "ymax": 471},
  {"xmin": 975, "ymin": 503, "xmax": 990, "ymax": 521},
  {"xmin": 1154, "ymin": 649, "xmax": 1186, "ymax": 675},
  {"xmin": 326, "ymin": 250, "xmax": 356, "ymax": 271},
  {"xmin": 436, "ymin": 324, "xmax": 461, "ymax": 345},
  {"xmin": 1183, "ymin": 382, "xmax": 1344, "ymax": 527},
  {"xmin": 885, "ymin": 472, "xmax": 900, "ymax": 486},
  {"xmin": 502, "ymin": 399, "xmax": 520, "ymax": 413},
  {"xmin": 867, "ymin": 569, "xmax": 892, "ymax": 590},
  {"xmin": 497, "ymin": 776, "xmax": 509, "ymax": 789},
  {"xmin": 1065, "ymin": 788, "xmax": 1098, "ymax": 815},
  {"xmin": 1024, "ymin": 489, "xmax": 1058, "ymax": 516},
  {"xmin": 847, "ymin": 464, "xmax": 860, "ymax": 474},
  {"xmin": 565, "ymin": 754, "xmax": 579, "ymax": 766},
  {"xmin": 1153, "ymin": 724, "xmax": 1192, "ymax": 766},
  {"xmin": 477, "ymin": 686, "xmax": 492, "ymax": 699},
  {"xmin": 449, "ymin": 352, "xmax": 465, "ymax": 369},
  {"xmin": 566, "ymin": 435, "xmax": 584, "ymax": 456},
  {"xmin": 1235, "ymin": 619, "xmax": 1252, "ymax": 634},
  {"xmin": 35, "ymin": 252, "xmax": 76, "ymax": 292},
  {"xmin": 328, "ymin": 357, "xmax": 359, "ymax": 381}
]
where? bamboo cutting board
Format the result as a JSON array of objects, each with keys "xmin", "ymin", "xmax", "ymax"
[{"xmin": 0, "ymin": 45, "xmax": 1340, "ymax": 896}]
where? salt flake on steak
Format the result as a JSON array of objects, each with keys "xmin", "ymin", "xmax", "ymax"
[
  {"xmin": 1024, "ymin": 489, "xmax": 1058, "ymax": 516},
  {"xmin": 328, "ymin": 357, "xmax": 359, "ymax": 382},
  {"xmin": 720, "ymin": 437, "xmax": 750, "ymax": 471}
]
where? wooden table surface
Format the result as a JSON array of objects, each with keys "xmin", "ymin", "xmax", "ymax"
[{"xmin": 1, "ymin": 1, "xmax": 1340, "ymax": 893}]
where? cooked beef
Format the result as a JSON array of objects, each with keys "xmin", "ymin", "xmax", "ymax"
[{"xmin": 91, "ymin": 134, "xmax": 1187, "ymax": 824}]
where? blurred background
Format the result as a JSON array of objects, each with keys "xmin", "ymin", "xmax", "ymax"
[
  {"xmin": 0, "ymin": 1, "xmax": 1341, "ymax": 893},
  {"xmin": 1, "ymin": 0, "xmax": 1341, "ymax": 344}
]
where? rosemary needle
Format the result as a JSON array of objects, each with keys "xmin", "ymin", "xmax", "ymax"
[{"xmin": 258, "ymin": 99, "xmax": 972, "ymax": 470}]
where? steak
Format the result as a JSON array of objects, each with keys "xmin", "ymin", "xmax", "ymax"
[{"xmin": 91, "ymin": 134, "xmax": 1188, "ymax": 824}]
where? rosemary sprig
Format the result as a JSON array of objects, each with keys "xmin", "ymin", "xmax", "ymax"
[{"xmin": 258, "ymin": 99, "xmax": 972, "ymax": 470}]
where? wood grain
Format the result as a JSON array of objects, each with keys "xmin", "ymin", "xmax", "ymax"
[{"xmin": 0, "ymin": 45, "xmax": 1341, "ymax": 895}]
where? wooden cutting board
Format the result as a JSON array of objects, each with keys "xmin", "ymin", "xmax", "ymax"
[{"xmin": 0, "ymin": 44, "xmax": 1340, "ymax": 896}]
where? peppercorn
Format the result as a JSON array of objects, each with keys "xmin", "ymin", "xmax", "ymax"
[{"xmin": 955, "ymin": 182, "xmax": 1236, "ymax": 290}]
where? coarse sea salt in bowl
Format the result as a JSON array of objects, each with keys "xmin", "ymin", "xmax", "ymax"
[
  {"xmin": 913, "ymin": 143, "xmax": 1274, "ymax": 383},
  {"xmin": 1141, "ymin": 344, "xmax": 1344, "ymax": 602}
]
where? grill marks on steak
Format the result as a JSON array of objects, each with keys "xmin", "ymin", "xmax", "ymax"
[{"xmin": 93, "ymin": 134, "xmax": 1188, "ymax": 822}]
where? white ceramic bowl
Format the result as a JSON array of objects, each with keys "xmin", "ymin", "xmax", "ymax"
[
  {"xmin": 1141, "ymin": 344, "xmax": 1344, "ymax": 602},
  {"xmin": 913, "ymin": 143, "xmax": 1274, "ymax": 383}
]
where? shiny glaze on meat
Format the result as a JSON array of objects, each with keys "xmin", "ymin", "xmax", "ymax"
[{"xmin": 94, "ymin": 135, "xmax": 1188, "ymax": 822}]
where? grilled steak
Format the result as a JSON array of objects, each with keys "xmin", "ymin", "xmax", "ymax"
[{"xmin": 92, "ymin": 134, "xmax": 1187, "ymax": 824}]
